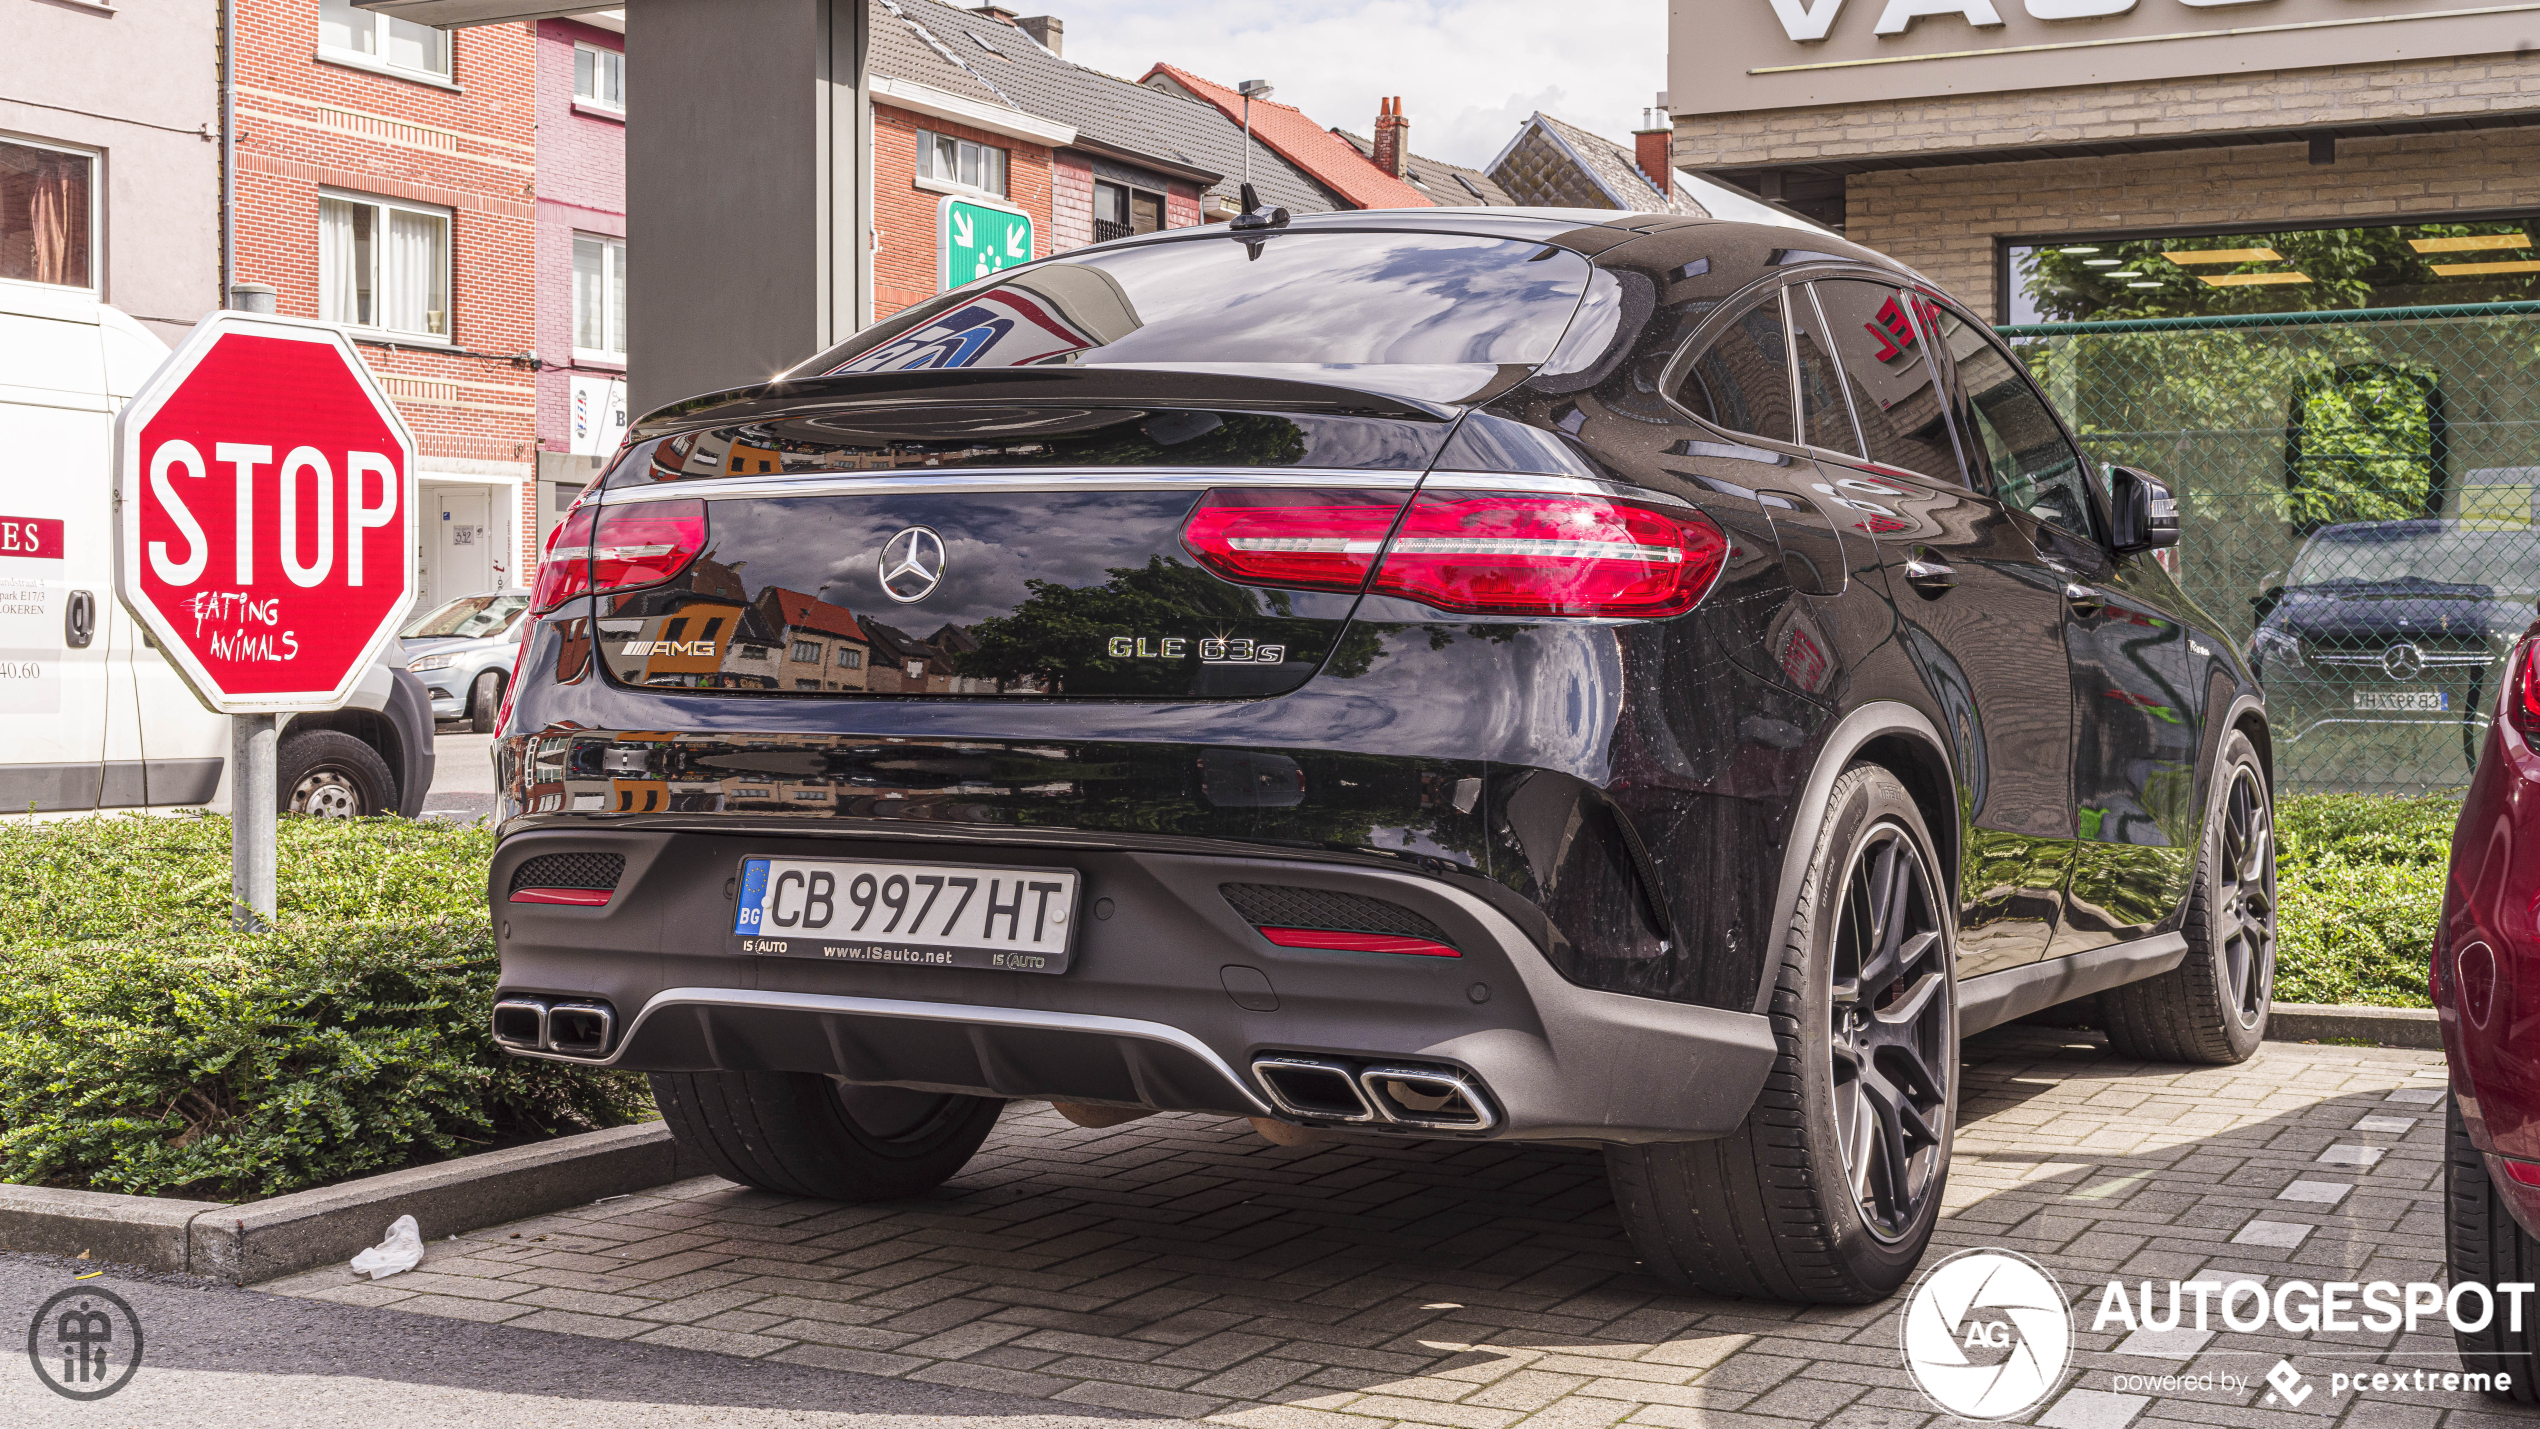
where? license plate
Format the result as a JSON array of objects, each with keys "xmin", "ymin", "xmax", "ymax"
[
  {"xmin": 2351, "ymin": 690, "xmax": 2450, "ymax": 712},
  {"xmin": 730, "ymin": 857, "xmax": 1078, "ymax": 973}
]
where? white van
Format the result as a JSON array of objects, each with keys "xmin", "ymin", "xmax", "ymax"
[{"xmin": 0, "ymin": 286, "xmax": 435, "ymax": 816}]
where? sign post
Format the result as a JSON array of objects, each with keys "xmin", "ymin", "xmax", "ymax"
[
  {"xmin": 937, "ymin": 193, "xmax": 1034, "ymax": 292},
  {"xmin": 113, "ymin": 311, "xmax": 419, "ymax": 929}
]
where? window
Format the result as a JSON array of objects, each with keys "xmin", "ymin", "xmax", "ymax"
[
  {"xmin": 1093, "ymin": 180, "xmax": 1163, "ymax": 243},
  {"xmin": 789, "ymin": 639, "xmax": 822, "ymax": 663},
  {"xmin": 1809, "ymin": 280, "xmax": 1960, "ymax": 481},
  {"xmin": 2005, "ymin": 213, "xmax": 2540, "ymax": 323},
  {"xmin": 573, "ymin": 233, "xmax": 627, "ymax": 360},
  {"xmin": 0, "ymin": 139, "xmax": 93, "ymax": 290},
  {"xmin": 574, "ymin": 42, "xmax": 624, "ymax": 111},
  {"xmin": 320, "ymin": 193, "xmax": 451, "ymax": 338},
  {"xmin": 317, "ymin": 0, "xmax": 451, "ymax": 79},
  {"xmin": 1670, "ymin": 295, "xmax": 1796, "ymax": 446},
  {"xmin": 1935, "ymin": 308, "xmax": 2097, "ymax": 536},
  {"xmin": 1786, "ymin": 287, "xmax": 1857, "ymax": 457},
  {"xmin": 837, "ymin": 647, "xmax": 863, "ymax": 669},
  {"xmin": 916, "ymin": 131, "xmax": 1006, "ymax": 197}
]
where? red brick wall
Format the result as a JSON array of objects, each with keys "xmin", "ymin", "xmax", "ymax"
[
  {"xmin": 232, "ymin": 9, "xmax": 539, "ymax": 579},
  {"xmin": 1165, "ymin": 181, "xmax": 1202, "ymax": 229},
  {"xmin": 534, "ymin": 18, "xmax": 626, "ymax": 516},
  {"xmin": 1051, "ymin": 151, "xmax": 1094, "ymax": 254},
  {"xmin": 871, "ymin": 102, "xmax": 1052, "ymax": 319}
]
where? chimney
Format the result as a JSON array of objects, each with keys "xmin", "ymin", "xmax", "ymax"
[
  {"xmin": 1634, "ymin": 105, "xmax": 1674, "ymax": 200},
  {"xmin": 976, "ymin": 5, "xmax": 1021, "ymax": 23},
  {"xmin": 1371, "ymin": 96, "xmax": 1408, "ymax": 179},
  {"xmin": 1017, "ymin": 14, "xmax": 1062, "ymax": 54}
]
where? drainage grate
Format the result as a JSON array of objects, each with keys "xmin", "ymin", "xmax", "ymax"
[
  {"xmin": 509, "ymin": 852, "xmax": 625, "ymax": 895},
  {"xmin": 1219, "ymin": 884, "xmax": 1455, "ymax": 949}
]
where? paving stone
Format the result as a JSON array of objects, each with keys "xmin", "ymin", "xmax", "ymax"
[
  {"xmin": 2276, "ymin": 1180, "xmax": 2353, "ymax": 1204},
  {"xmin": 2040, "ymin": 1388, "xmax": 2149, "ymax": 1429},
  {"xmin": 2231, "ymin": 1221, "xmax": 2314, "ymax": 1249}
]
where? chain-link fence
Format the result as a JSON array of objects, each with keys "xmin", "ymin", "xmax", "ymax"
[{"xmin": 2002, "ymin": 301, "xmax": 2540, "ymax": 795}]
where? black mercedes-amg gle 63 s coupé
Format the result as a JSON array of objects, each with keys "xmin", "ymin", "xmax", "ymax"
[{"xmin": 487, "ymin": 206, "xmax": 2274, "ymax": 1303}]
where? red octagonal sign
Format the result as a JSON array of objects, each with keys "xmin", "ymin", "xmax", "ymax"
[{"xmin": 115, "ymin": 312, "xmax": 419, "ymax": 713}]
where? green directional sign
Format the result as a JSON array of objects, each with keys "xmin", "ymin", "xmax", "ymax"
[{"xmin": 939, "ymin": 194, "xmax": 1034, "ymax": 292}]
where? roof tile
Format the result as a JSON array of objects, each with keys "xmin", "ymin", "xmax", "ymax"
[{"xmin": 1142, "ymin": 64, "xmax": 1433, "ymax": 210}]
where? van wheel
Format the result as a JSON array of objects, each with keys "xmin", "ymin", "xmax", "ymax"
[
  {"xmin": 650, "ymin": 1071, "xmax": 1001, "ymax": 1201},
  {"xmin": 278, "ymin": 729, "xmax": 395, "ymax": 818},
  {"xmin": 2447, "ymin": 1099, "xmax": 2540, "ymax": 1403},
  {"xmin": 468, "ymin": 670, "xmax": 502, "ymax": 734},
  {"xmin": 1606, "ymin": 764, "xmax": 1957, "ymax": 1303},
  {"xmin": 2099, "ymin": 731, "xmax": 2274, "ymax": 1064}
]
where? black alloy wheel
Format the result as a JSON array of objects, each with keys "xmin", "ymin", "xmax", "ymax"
[
  {"xmin": 2100, "ymin": 729, "xmax": 2276, "ymax": 1064},
  {"xmin": 2214, "ymin": 762, "xmax": 2277, "ymax": 1031},
  {"xmin": 1830, "ymin": 819, "xmax": 1953, "ymax": 1243}
]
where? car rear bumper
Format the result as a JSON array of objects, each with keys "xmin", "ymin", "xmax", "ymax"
[{"xmin": 489, "ymin": 829, "xmax": 1777, "ymax": 1144}]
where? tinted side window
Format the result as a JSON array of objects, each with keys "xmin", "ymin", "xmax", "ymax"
[
  {"xmin": 1936, "ymin": 310, "xmax": 2098, "ymax": 536},
  {"xmin": 1671, "ymin": 295, "xmax": 1794, "ymax": 446},
  {"xmin": 1787, "ymin": 287, "xmax": 1861, "ymax": 458},
  {"xmin": 1811, "ymin": 280, "xmax": 1960, "ymax": 482}
]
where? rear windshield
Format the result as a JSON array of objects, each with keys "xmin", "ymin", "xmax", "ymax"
[{"xmin": 802, "ymin": 231, "xmax": 1592, "ymax": 375}]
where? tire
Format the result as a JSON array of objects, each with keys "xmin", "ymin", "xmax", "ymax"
[
  {"xmin": 2099, "ymin": 730, "xmax": 2274, "ymax": 1064},
  {"xmin": 650, "ymin": 1071, "xmax": 1001, "ymax": 1201},
  {"xmin": 2447, "ymin": 1098, "xmax": 2540, "ymax": 1403},
  {"xmin": 1606, "ymin": 763, "xmax": 1958, "ymax": 1303},
  {"xmin": 467, "ymin": 669, "xmax": 502, "ymax": 734},
  {"xmin": 277, "ymin": 729, "xmax": 395, "ymax": 818}
]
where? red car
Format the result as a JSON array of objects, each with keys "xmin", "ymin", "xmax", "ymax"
[{"xmin": 2441, "ymin": 608, "xmax": 2540, "ymax": 1401}]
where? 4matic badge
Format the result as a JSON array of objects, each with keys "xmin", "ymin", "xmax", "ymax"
[{"xmin": 1106, "ymin": 636, "xmax": 1286, "ymax": 664}]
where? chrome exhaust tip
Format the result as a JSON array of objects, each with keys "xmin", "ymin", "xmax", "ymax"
[
  {"xmin": 491, "ymin": 997, "xmax": 550, "ymax": 1053},
  {"xmin": 1359, "ymin": 1065, "xmax": 1495, "ymax": 1131},
  {"xmin": 1252, "ymin": 1056, "xmax": 1378, "ymax": 1123},
  {"xmin": 546, "ymin": 1000, "xmax": 616, "ymax": 1057}
]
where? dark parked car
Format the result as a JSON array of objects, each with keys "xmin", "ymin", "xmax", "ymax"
[
  {"xmin": 487, "ymin": 208, "xmax": 2272, "ymax": 1303},
  {"xmin": 2250, "ymin": 520, "xmax": 2540, "ymax": 773},
  {"xmin": 2436, "ymin": 607, "xmax": 2540, "ymax": 1402}
]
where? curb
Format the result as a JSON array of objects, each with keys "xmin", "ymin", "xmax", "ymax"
[
  {"xmin": 0, "ymin": 1121, "xmax": 705, "ymax": 1285},
  {"xmin": 2267, "ymin": 1001, "xmax": 2441, "ymax": 1050}
]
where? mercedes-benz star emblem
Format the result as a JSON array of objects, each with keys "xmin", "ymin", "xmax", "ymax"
[
  {"xmin": 2382, "ymin": 642, "xmax": 2426, "ymax": 681},
  {"xmin": 878, "ymin": 526, "xmax": 946, "ymax": 604}
]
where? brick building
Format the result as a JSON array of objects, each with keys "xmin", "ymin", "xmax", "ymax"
[
  {"xmin": 233, "ymin": 0, "xmax": 539, "ymax": 610},
  {"xmin": 530, "ymin": 11, "xmax": 626, "ymax": 553}
]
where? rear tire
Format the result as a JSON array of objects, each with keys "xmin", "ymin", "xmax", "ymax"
[
  {"xmin": 1606, "ymin": 764, "xmax": 1957, "ymax": 1303},
  {"xmin": 277, "ymin": 729, "xmax": 395, "ymax": 818},
  {"xmin": 650, "ymin": 1071, "xmax": 1001, "ymax": 1201},
  {"xmin": 2447, "ymin": 1098, "xmax": 2540, "ymax": 1402},
  {"xmin": 467, "ymin": 670, "xmax": 502, "ymax": 734},
  {"xmin": 2099, "ymin": 730, "xmax": 2274, "ymax": 1064}
]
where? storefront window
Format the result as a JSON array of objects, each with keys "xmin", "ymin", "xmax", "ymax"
[
  {"xmin": 0, "ymin": 139, "xmax": 93, "ymax": 290},
  {"xmin": 2006, "ymin": 216, "xmax": 2540, "ymax": 324}
]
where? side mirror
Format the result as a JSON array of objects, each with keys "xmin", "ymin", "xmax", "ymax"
[{"xmin": 2109, "ymin": 465, "xmax": 2180, "ymax": 554}]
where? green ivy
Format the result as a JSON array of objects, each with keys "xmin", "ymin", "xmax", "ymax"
[{"xmin": 0, "ymin": 815, "xmax": 649, "ymax": 1201}]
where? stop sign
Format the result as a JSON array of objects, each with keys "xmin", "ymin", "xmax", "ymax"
[{"xmin": 114, "ymin": 312, "xmax": 419, "ymax": 713}]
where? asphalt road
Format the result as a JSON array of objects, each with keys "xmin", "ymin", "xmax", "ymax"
[
  {"xmin": 421, "ymin": 727, "xmax": 497, "ymax": 823},
  {"xmin": 0, "ymin": 1253, "xmax": 1168, "ymax": 1429}
]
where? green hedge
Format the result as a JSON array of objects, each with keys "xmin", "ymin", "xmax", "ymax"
[
  {"xmin": 2274, "ymin": 792, "xmax": 2456, "ymax": 1008},
  {"xmin": 0, "ymin": 816, "xmax": 649, "ymax": 1201}
]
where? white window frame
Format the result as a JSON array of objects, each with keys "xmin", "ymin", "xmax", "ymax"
[
  {"xmin": 317, "ymin": 0, "xmax": 453, "ymax": 82},
  {"xmin": 0, "ymin": 134, "xmax": 99, "ymax": 296},
  {"xmin": 572, "ymin": 232, "xmax": 628, "ymax": 363},
  {"xmin": 915, "ymin": 130, "xmax": 1008, "ymax": 198},
  {"xmin": 573, "ymin": 41, "xmax": 625, "ymax": 113},
  {"xmin": 319, "ymin": 188, "xmax": 454, "ymax": 342}
]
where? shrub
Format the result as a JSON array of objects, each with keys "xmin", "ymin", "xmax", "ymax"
[
  {"xmin": 0, "ymin": 815, "xmax": 649, "ymax": 1200},
  {"xmin": 2272, "ymin": 792, "xmax": 2457, "ymax": 1008}
]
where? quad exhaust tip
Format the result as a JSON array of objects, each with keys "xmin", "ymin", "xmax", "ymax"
[
  {"xmin": 1251, "ymin": 1055, "xmax": 1496, "ymax": 1132},
  {"xmin": 492, "ymin": 996, "xmax": 617, "ymax": 1058}
]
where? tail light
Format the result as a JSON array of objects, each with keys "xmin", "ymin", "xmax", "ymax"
[
  {"xmin": 2513, "ymin": 636, "xmax": 2540, "ymax": 747},
  {"xmin": 528, "ymin": 500, "xmax": 708, "ymax": 615},
  {"xmin": 1181, "ymin": 486, "xmax": 1728, "ymax": 620}
]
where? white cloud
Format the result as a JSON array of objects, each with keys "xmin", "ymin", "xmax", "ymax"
[{"xmin": 1035, "ymin": 0, "xmax": 1668, "ymax": 172}]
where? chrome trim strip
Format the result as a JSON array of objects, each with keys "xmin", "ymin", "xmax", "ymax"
[
  {"xmin": 522, "ymin": 986, "xmax": 1277, "ymax": 1114},
  {"xmin": 1423, "ymin": 471, "xmax": 1695, "ymax": 510},
  {"xmin": 595, "ymin": 468, "xmax": 1428, "ymax": 503}
]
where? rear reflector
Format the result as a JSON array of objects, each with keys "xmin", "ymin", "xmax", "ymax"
[
  {"xmin": 529, "ymin": 500, "xmax": 709, "ymax": 614},
  {"xmin": 2506, "ymin": 1158, "xmax": 2540, "ymax": 1187},
  {"xmin": 510, "ymin": 886, "xmax": 613, "ymax": 906},
  {"xmin": 2514, "ymin": 638, "xmax": 2540, "ymax": 744},
  {"xmin": 1179, "ymin": 484, "xmax": 1727, "ymax": 619},
  {"xmin": 1258, "ymin": 926, "xmax": 1461, "ymax": 957}
]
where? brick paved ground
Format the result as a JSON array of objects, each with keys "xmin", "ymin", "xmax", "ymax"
[{"xmin": 260, "ymin": 1028, "xmax": 2493, "ymax": 1428}]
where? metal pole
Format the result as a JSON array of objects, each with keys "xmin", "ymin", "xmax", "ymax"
[
  {"xmin": 231, "ymin": 713, "xmax": 276, "ymax": 931},
  {"xmin": 1242, "ymin": 97, "xmax": 1252, "ymax": 193}
]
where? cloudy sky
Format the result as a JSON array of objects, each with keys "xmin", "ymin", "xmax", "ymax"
[{"xmin": 1041, "ymin": 1, "xmax": 1670, "ymax": 172}]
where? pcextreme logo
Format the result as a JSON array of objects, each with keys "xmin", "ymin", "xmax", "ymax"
[{"xmin": 1901, "ymin": 1250, "xmax": 2072, "ymax": 1419}]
